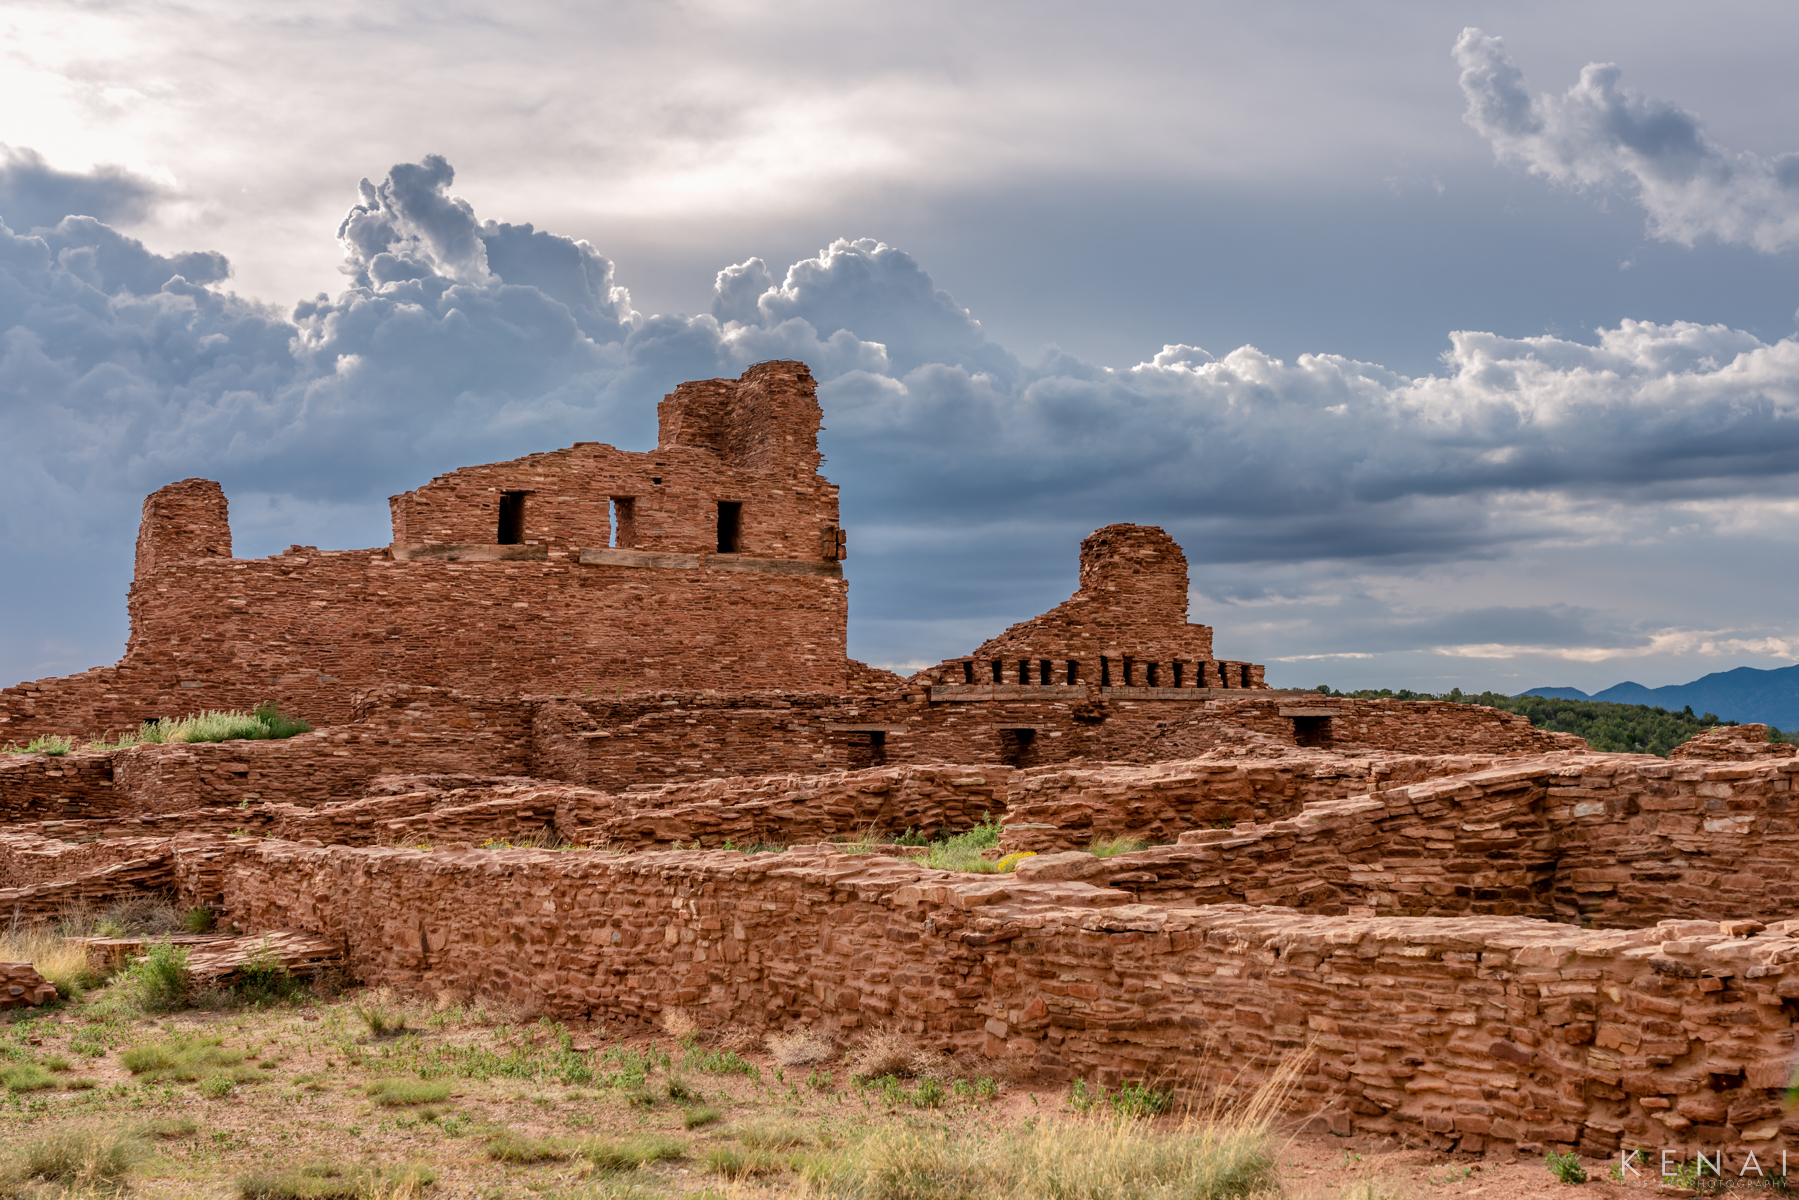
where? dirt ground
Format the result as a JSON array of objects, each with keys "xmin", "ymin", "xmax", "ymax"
[{"xmin": 0, "ymin": 985, "xmax": 1739, "ymax": 1198}]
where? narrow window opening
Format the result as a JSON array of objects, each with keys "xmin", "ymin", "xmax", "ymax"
[
  {"xmin": 1146, "ymin": 662, "xmax": 1159, "ymax": 687},
  {"xmin": 716, "ymin": 501, "xmax": 743, "ymax": 553},
  {"xmin": 999, "ymin": 727, "xmax": 1037, "ymax": 767},
  {"xmin": 609, "ymin": 497, "xmax": 636, "ymax": 548},
  {"xmin": 1173, "ymin": 662, "xmax": 1184, "ymax": 687},
  {"xmin": 1039, "ymin": 659, "xmax": 1052, "ymax": 685},
  {"xmin": 962, "ymin": 660, "xmax": 974, "ymax": 685},
  {"xmin": 497, "ymin": 492, "xmax": 527, "ymax": 544},
  {"xmin": 859, "ymin": 730, "xmax": 887, "ymax": 766},
  {"xmin": 1100, "ymin": 656, "xmax": 1111, "ymax": 686},
  {"xmin": 1066, "ymin": 660, "xmax": 1079, "ymax": 685},
  {"xmin": 1018, "ymin": 659, "xmax": 1029, "ymax": 685},
  {"xmin": 991, "ymin": 660, "xmax": 1003, "ymax": 684},
  {"xmin": 1122, "ymin": 656, "xmax": 1134, "ymax": 687}
]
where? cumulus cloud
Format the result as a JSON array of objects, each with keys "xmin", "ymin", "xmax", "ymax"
[
  {"xmin": 1455, "ymin": 28, "xmax": 1799, "ymax": 252},
  {"xmin": 6, "ymin": 150, "xmax": 1799, "ymax": 682},
  {"xmin": 0, "ymin": 146, "xmax": 170, "ymax": 232}
]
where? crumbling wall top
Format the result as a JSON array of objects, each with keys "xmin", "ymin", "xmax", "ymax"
[{"xmin": 133, "ymin": 479, "xmax": 231, "ymax": 580}]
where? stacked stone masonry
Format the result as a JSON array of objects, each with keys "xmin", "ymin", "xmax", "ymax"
[{"xmin": 8, "ymin": 361, "xmax": 1798, "ymax": 1158}]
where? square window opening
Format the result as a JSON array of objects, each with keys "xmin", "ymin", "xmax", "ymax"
[{"xmin": 716, "ymin": 501, "xmax": 743, "ymax": 553}]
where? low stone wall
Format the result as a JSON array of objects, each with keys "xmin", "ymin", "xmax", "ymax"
[
  {"xmin": 999, "ymin": 753, "xmax": 1799, "ymax": 926},
  {"xmin": 0, "ymin": 831, "xmax": 176, "ymax": 890},
  {"xmin": 998, "ymin": 753, "xmax": 1529, "ymax": 852},
  {"xmin": 562, "ymin": 764, "xmax": 1012, "ymax": 849},
  {"xmin": 0, "ymin": 751, "xmax": 116, "ymax": 822},
  {"xmin": 216, "ymin": 837, "xmax": 1799, "ymax": 1158}
]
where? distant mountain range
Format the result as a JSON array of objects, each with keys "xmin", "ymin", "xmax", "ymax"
[{"xmin": 1522, "ymin": 664, "xmax": 1799, "ymax": 731}]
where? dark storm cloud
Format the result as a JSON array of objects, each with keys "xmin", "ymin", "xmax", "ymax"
[
  {"xmin": 7, "ymin": 149, "xmax": 1799, "ymax": 680},
  {"xmin": 7, "ymin": 154, "xmax": 1799, "ymax": 559},
  {"xmin": 0, "ymin": 147, "xmax": 170, "ymax": 232}
]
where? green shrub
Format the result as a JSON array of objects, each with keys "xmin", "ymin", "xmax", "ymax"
[
  {"xmin": 237, "ymin": 940, "xmax": 302, "ymax": 1005},
  {"xmin": 126, "ymin": 940, "xmax": 192, "ymax": 1012},
  {"xmin": 183, "ymin": 906, "xmax": 217, "ymax": 934},
  {"xmin": 15, "ymin": 735, "xmax": 76, "ymax": 756},
  {"xmin": 912, "ymin": 1077, "xmax": 947, "ymax": 1108},
  {"xmin": 365, "ymin": 1078, "xmax": 452, "ymax": 1106},
  {"xmin": 200, "ymin": 1074, "xmax": 236, "ymax": 1099},
  {"xmin": 1545, "ymin": 1149, "xmax": 1588, "ymax": 1184},
  {"xmin": 1069, "ymin": 1078, "xmax": 1173, "ymax": 1118}
]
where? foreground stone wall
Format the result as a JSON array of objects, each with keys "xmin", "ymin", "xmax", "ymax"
[
  {"xmin": 0, "ymin": 752, "xmax": 115, "ymax": 822},
  {"xmin": 216, "ymin": 838, "xmax": 1799, "ymax": 1159}
]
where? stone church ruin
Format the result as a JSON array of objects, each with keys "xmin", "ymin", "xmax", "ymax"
[{"xmin": 7, "ymin": 360, "xmax": 1799, "ymax": 1165}]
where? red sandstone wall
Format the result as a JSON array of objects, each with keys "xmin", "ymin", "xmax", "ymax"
[
  {"xmin": 217, "ymin": 839, "xmax": 1799, "ymax": 1159},
  {"xmin": 0, "ymin": 550, "xmax": 849, "ymax": 739},
  {"xmin": 0, "ymin": 752, "xmax": 115, "ymax": 822},
  {"xmin": 133, "ymin": 478, "xmax": 232, "ymax": 578}
]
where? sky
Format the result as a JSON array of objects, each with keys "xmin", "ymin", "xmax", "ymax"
[{"xmin": 3, "ymin": 0, "xmax": 1799, "ymax": 695}]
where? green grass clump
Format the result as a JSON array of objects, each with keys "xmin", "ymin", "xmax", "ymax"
[
  {"xmin": 120, "ymin": 1035, "xmax": 261, "ymax": 1090},
  {"xmin": 738, "ymin": 1124, "xmax": 810, "ymax": 1150},
  {"xmin": 137, "ymin": 701, "xmax": 313, "ymax": 746},
  {"xmin": 803, "ymin": 1117, "xmax": 1276, "ymax": 1199},
  {"xmin": 6, "ymin": 1128, "xmax": 146, "ymax": 1190},
  {"xmin": 918, "ymin": 815, "xmax": 1004, "ymax": 873},
  {"xmin": 135, "ymin": 1116, "xmax": 200, "ymax": 1139},
  {"xmin": 579, "ymin": 1135, "xmax": 686, "ymax": 1171},
  {"xmin": 236, "ymin": 1161, "xmax": 434, "ymax": 1199},
  {"xmin": 4, "ymin": 734, "xmax": 76, "ymax": 756},
  {"xmin": 352, "ymin": 995, "xmax": 407, "ymax": 1038},
  {"xmin": 683, "ymin": 1106, "xmax": 723, "ymax": 1129},
  {"xmin": 1088, "ymin": 835, "xmax": 1147, "ymax": 858},
  {"xmin": 365, "ymin": 1078, "xmax": 453, "ymax": 1106},
  {"xmin": 0, "ymin": 1062, "xmax": 60, "ymax": 1092},
  {"xmin": 183, "ymin": 905, "xmax": 217, "ymax": 934},
  {"xmin": 484, "ymin": 1130, "xmax": 573, "ymax": 1163},
  {"xmin": 705, "ymin": 1146, "xmax": 790, "ymax": 1179},
  {"xmin": 684, "ymin": 1048, "xmax": 759, "ymax": 1077}
]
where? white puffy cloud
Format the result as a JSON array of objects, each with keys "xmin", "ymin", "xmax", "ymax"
[
  {"xmin": 1455, "ymin": 27, "xmax": 1799, "ymax": 253},
  {"xmin": 5, "ymin": 152, "xmax": 1799, "ymax": 685}
]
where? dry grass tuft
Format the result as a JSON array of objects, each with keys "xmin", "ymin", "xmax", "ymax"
[
  {"xmin": 0, "ymin": 922, "xmax": 100, "ymax": 1000},
  {"xmin": 844, "ymin": 1026, "xmax": 932, "ymax": 1080},
  {"xmin": 1, "ymin": 1127, "xmax": 146, "ymax": 1193},
  {"xmin": 768, "ymin": 1028, "xmax": 836, "ymax": 1067},
  {"xmin": 661, "ymin": 1009, "xmax": 699, "ymax": 1040}
]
